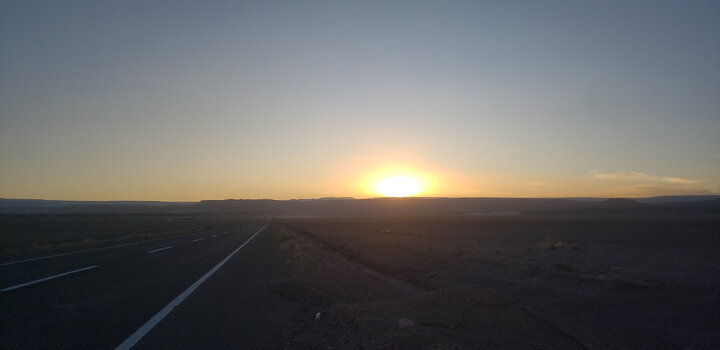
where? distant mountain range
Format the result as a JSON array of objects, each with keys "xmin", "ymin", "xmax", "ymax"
[
  {"xmin": 563, "ymin": 195, "xmax": 720, "ymax": 203},
  {"xmin": 0, "ymin": 199, "xmax": 196, "ymax": 208},
  {"xmin": 1, "ymin": 196, "xmax": 718, "ymax": 215}
]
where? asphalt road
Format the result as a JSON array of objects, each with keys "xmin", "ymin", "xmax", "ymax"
[{"xmin": 0, "ymin": 219, "xmax": 298, "ymax": 349}]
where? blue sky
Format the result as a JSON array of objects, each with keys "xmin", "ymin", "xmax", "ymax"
[{"xmin": 1, "ymin": 0, "xmax": 719, "ymax": 200}]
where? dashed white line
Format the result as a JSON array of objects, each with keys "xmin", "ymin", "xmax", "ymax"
[
  {"xmin": 191, "ymin": 238, "xmax": 204, "ymax": 243},
  {"xmin": 115, "ymin": 223, "xmax": 269, "ymax": 350},
  {"xmin": 211, "ymin": 234, "xmax": 218, "ymax": 238},
  {"xmin": 0, "ymin": 239, "xmax": 165, "ymax": 266},
  {"xmin": 0, "ymin": 227, "xmax": 237, "ymax": 266},
  {"xmin": 1, "ymin": 265, "xmax": 98, "ymax": 292},
  {"xmin": 147, "ymin": 246, "xmax": 172, "ymax": 254}
]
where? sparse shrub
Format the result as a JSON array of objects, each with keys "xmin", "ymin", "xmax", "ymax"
[
  {"xmin": 56, "ymin": 242, "xmax": 74, "ymax": 250},
  {"xmin": 28, "ymin": 242, "xmax": 52, "ymax": 252},
  {"xmin": 554, "ymin": 262, "xmax": 573, "ymax": 272},
  {"xmin": 274, "ymin": 228, "xmax": 295, "ymax": 243},
  {"xmin": 539, "ymin": 237, "xmax": 554, "ymax": 249},
  {"xmin": 542, "ymin": 239, "xmax": 577, "ymax": 250},
  {"xmin": 118, "ymin": 233, "xmax": 151, "ymax": 242},
  {"xmin": 553, "ymin": 241, "xmax": 570, "ymax": 249},
  {"xmin": 79, "ymin": 238, "xmax": 99, "ymax": 246}
]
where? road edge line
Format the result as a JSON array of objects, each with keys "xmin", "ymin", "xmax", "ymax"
[{"xmin": 114, "ymin": 222, "xmax": 270, "ymax": 350}]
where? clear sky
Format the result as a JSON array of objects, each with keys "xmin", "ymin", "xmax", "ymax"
[{"xmin": 1, "ymin": 0, "xmax": 719, "ymax": 200}]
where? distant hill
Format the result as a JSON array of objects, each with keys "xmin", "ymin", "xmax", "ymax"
[
  {"xmin": 601, "ymin": 198, "xmax": 639, "ymax": 206},
  {"xmin": 0, "ymin": 199, "xmax": 194, "ymax": 207},
  {"xmin": 0, "ymin": 199, "xmax": 194, "ymax": 214},
  {"xmin": 633, "ymin": 195, "xmax": 720, "ymax": 203},
  {"xmin": 562, "ymin": 195, "xmax": 720, "ymax": 203},
  {"xmin": 1, "ymin": 196, "xmax": 718, "ymax": 215}
]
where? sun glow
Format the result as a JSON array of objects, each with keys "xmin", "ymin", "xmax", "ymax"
[
  {"xmin": 362, "ymin": 168, "xmax": 435, "ymax": 197},
  {"xmin": 376, "ymin": 176, "xmax": 422, "ymax": 197}
]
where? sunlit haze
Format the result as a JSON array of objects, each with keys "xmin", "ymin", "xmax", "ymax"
[{"xmin": 1, "ymin": 1, "xmax": 718, "ymax": 201}]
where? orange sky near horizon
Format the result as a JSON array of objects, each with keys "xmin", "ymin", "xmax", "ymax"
[{"xmin": 1, "ymin": 159, "xmax": 716, "ymax": 201}]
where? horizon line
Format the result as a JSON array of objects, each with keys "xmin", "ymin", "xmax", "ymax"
[{"xmin": 2, "ymin": 194, "xmax": 719, "ymax": 203}]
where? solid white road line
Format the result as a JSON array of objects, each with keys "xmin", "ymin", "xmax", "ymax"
[
  {"xmin": 147, "ymin": 246, "xmax": 172, "ymax": 254},
  {"xmin": 191, "ymin": 238, "xmax": 204, "ymax": 243},
  {"xmin": 115, "ymin": 223, "xmax": 270, "ymax": 350},
  {"xmin": 1, "ymin": 265, "xmax": 98, "ymax": 292}
]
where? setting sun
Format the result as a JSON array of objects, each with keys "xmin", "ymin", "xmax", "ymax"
[
  {"xmin": 362, "ymin": 167, "xmax": 436, "ymax": 198},
  {"xmin": 376, "ymin": 176, "xmax": 422, "ymax": 197}
]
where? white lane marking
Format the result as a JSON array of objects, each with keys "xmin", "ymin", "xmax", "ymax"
[
  {"xmin": 211, "ymin": 234, "xmax": 218, "ymax": 238},
  {"xmin": 115, "ymin": 223, "xmax": 269, "ymax": 350},
  {"xmin": 147, "ymin": 246, "xmax": 172, "ymax": 254},
  {"xmin": 0, "ymin": 228, "xmax": 235, "ymax": 267},
  {"xmin": 0, "ymin": 239, "xmax": 165, "ymax": 266},
  {"xmin": 191, "ymin": 238, "xmax": 204, "ymax": 243},
  {"xmin": 1, "ymin": 265, "xmax": 98, "ymax": 292}
]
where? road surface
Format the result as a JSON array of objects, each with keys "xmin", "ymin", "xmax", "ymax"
[{"xmin": 0, "ymin": 219, "xmax": 301, "ymax": 349}]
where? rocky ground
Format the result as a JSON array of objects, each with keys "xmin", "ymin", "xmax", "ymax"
[{"xmin": 270, "ymin": 214, "xmax": 720, "ymax": 349}]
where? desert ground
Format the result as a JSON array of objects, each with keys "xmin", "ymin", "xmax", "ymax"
[
  {"xmin": 1, "ymin": 213, "xmax": 718, "ymax": 349},
  {"xmin": 273, "ymin": 214, "xmax": 720, "ymax": 349}
]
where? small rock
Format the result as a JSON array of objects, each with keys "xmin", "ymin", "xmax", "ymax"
[
  {"xmin": 314, "ymin": 312, "xmax": 322, "ymax": 320},
  {"xmin": 398, "ymin": 318, "xmax": 415, "ymax": 329}
]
